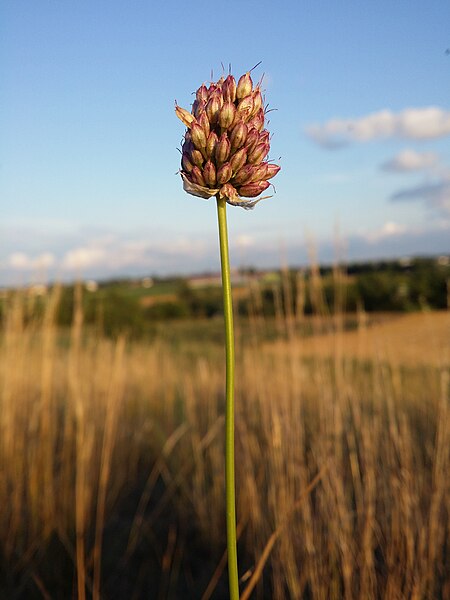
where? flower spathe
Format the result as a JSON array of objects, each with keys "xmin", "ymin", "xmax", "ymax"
[{"xmin": 176, "ymin": 71, "xmax": 281, "ymax": 209}]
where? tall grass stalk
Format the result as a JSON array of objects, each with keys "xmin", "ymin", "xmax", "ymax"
[{"xmin": 216, "ymin": 195, "xmax": 239, "ymax": 600}]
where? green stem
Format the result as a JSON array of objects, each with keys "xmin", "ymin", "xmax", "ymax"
[{"xmin": 216, "ymin": 195, "xmax": 239, "ymax": 600}]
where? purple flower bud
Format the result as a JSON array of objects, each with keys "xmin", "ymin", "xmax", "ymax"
[
  {"xmin": 182, "ymin": 136, "xmax": 193, "ymax": 155},
  {"xmin": 191, "ymin": 122, "xmax": 207, "ymax": 150},
  {"xmin": 175, "ymin": 69, "xmax": 280, "ymax": 206},
  {"xmin": 203, "ymin": 160, "xmax": 217, "ymax": 187},
  {"xmin": 259, "ymin": 130, "xmax": 270, "ymax": 144},
  {"xmin": 232, "ymin": 164, "xmax": 257, "ymax": 185},
  {"xmin": 206, "ymin": 95, "xmax": 221, "ymax": 124},
  {"xmin": 250, "ymin": 89, "xmax": 263, "ymax": 118},
  {"xmin": 190, "ymin": 149, "xmax": 204, "ymax": 168},
  {"xmin": 236, "ymin": 72, "xmax": 253, "ymax": 100},
  {"xmin": 198, "ymin": 112, "xmax": 210, "ymax": 138},
  {"xmin": 217, "ymin": 162, "xmax": 232, "ymax": 185},
  {"xmin": 218, "ymin": 102, "xmax": 236, "ymax": 130},
  {"xmin": 196, "ymin": 84, "xmax": 208, "ymax": 103},
  {"xmin": 215, "ymin": 133, "xmax": 231, "ymax": 165},
  {"xmin": 236, "ymin": 95, "xmax": 254, "ymax": 121},
  {"xmin": 205, "ymin": 131, "xmax": 218, "ymax": 159},
  {"xmin": 244, "ymin": 129, "xmax": 259, "ymax": 154},
  {"xmin": 249, "ymin": 162, "xmax": 268, "ymax": 182},
  {"xmin": 181, "ymin": 153, "xmax": 194, "ymax": 173},
  {"xmin": 194, "ymin": 100, "xmax": 207, "ymax": 119},
  {"xmin": 238, "ymin": 180, "xmax": 270, "ymax": 197},
  {"xmin": 230, "ymin": 121, "xmax": 248, "ymax": 152},
  {"xmin": 175, "ymin": 105, "xmax": 196, "ymax": 128},
  {"xmin": 190, "ymin": 166, "xmax": 206, "ymax": 187},
  {"xmin": 222, "ymin": 75, "xmax": 237, "ymax": 103},
  {"xmin": 248, "ymin": 142, "xmax": 269, "ymax": 165},
  {"xmin": 248, "ymin": 109, "xmax": 265, "ymax": 132},
  {"xmin": 262, "ymin": 164, "xmax": 281, "ymax": 180},
  {"xmin": 229, "ymin": 147, "xmax": 247, "ymax": 173}
]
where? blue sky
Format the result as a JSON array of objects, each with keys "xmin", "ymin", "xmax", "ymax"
[{"xmin": 1, "ymin": 0, "xmax": 449, "ymax": 284}]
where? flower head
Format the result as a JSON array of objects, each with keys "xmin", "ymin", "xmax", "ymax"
[{"xmin": 175, "ymin": 69, "xmax": 280, "ymax": 209}]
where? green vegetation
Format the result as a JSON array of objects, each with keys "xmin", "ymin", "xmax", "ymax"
[{"xmin": 1, "ymin": 256, "xmax": 448, "ymax": 340}]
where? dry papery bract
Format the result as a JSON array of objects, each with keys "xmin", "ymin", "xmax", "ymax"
[{"xmin": 0, "ymin": 282, "xmax": 448, "ymax": 598}]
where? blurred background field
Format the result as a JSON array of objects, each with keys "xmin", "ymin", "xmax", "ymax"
[{"xmin": 0, "ymin": 258, "xmax": 449, "ymax": 599}]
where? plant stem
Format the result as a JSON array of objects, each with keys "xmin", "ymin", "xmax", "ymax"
[{"xmin": 216, "ymin": 195, "xmax": 239, "ymax": 600}]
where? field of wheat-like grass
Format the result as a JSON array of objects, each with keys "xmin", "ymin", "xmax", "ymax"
[{"xmin": 0, "ymin": 286, "xmax": 449, "ymax": 599}]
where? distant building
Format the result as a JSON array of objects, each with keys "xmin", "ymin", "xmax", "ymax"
[
  {"xmin": 437, "ymin": 255, "xmax": 449, "ymax": 266},
  {"xmin": 85, "ymin": 280, "xmax": 99, "ymax": 292},
  {"xmin": 141, "ymin": 277, "xmax": 154, "ymax": 288},
  {"xmin": 28, "ymin": 284, "xmax": 47, "ymax": 296}
]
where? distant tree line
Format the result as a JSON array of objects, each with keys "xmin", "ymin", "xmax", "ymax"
[{"xmin": 1, "ymin": 257, "xmax": 447, "ymax": 338}]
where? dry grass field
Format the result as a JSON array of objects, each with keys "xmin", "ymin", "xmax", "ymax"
[
  {"xmin": 0, "ymin": 287, "xmax": 449, "ymax": 599},
  {"xmin": 267, "ymin": 311, "xmax": 450, "ymax": 367}
]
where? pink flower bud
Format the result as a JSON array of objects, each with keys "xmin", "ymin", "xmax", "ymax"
[
  {"xmin": 248, "ymin": 142, "xmax": 269, "ymax": 165},
  {"xmin": 175, "ymin": 105, "xmax": 195, "ymax": 128},
  {"xmin": 229, "ymin": 147, "xmax": 247, "ymax": 173},
  {"xmin": 259, "ymin": 130, "xmax": 270, "ymax": 144},
  {"xmin": 244, "ymin": 129, "xmax": 259, "ymax": 154},
  {"xmin": 205, "ymin": 131, "xmax": 218, "ymax": 159},
  {"xmin": 217, "ymin": 162, "xmax": 232, "ymax": 185},
  {"xmin": 238, "ymin": 180, "xmax": 270, "ymax": 197},
  {"xmin": 230, "ymin": 121, "xmax": 248, "ymax": 152},
  {"xmin": 196, "ymin": 84, "xmax": 208, "ymax": 103},
  {"xmin": 218, "ymin": 102, "xmax": 236, "ymax": 130},
  {"xmin": 203, "ymin": 160, "xmax": 217, "ymax": 187},
  {"xmin": 236, "ymin": 95, "xmax": 254, "ymax": 121},
  {"xmin": 182, "ymin": 136, "xmax": 194, "ymax": 155},
  {"xmin": 175, "ymin": 69, "xmax": 280, "ymax": 207},
  {"xmin": 236, "ymin": 72, "xmax": 253, "ymax": 100},
  {"xmin": 181, "ymin": 153, "xmax": 194, "ymax": 173},
  {"xmin": 222, "ymin": 75, "xmax": 237, "ymax": 103},
  {"xmin": 206, "ymin": 95, "xmax": 221, "ymax": 124},
  {"xmin": 232, "ymin": 164, "xmax": 257, "ymax": 185},
  {"xmin": 248, "ymin": 109, "xmax": 265, "ymax": 132},
  {"xmin": 198, "ymin": 112, "xmax": 210, "ymax": 138},
  {"xmin": 249, "ymin": 89, "xmax": 263, "ymax": 118},
  {"xmin": 262, "ymin": 164, "xmax": 281, "ymax": 180},
  {"xmin": 190, "ymin": 149, "xmax": 204, "ymax": 168},
  {"xmin": 191, "ymin": 122, "xmax": 207, "ymax": 149},
  {"xmin": 190, "ymin": 166, "xmax": 206, "ymax": 187},
  {"xmin": 215, "ymin": 133, "xmax": 231, "ymax": 165},
  {"xmin": 249, "ymin": 162, "xmax": 268, "ymax": 182}
]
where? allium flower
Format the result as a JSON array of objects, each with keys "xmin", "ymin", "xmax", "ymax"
[{"xmin": 175, "ymin": 70, "xmax": 281, "ymax": 209}]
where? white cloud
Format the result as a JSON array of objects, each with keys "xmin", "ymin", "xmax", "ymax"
[
  {"xmin": 8, "ymin": 252, "xmax": 55, "ymax": 270},
  {"xmin": 381, "ymin": 149, "xmax": 439, "ymax": 172},
  {"xmin": 9, "ymin": 253, "xmax": 29, "ymax": 269},
  {"xmin": 364, "ymin": 221, "xmax": 408, "ymax": 243},
  {"xmin": 62, "ymin": 246, "xmax": 108, "ymax": 270},
  {"xmin": 59, "ymin": 235, "xmax": 211, "ymax": 275},
  {"xmin": 307, "ymin": 106, "xmax": 450, "ymax": 148},
  {"xmin": 235, "ymin": 234, "xmax": 254, "ymax": 248}
]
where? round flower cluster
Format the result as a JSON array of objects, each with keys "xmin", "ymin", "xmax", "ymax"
[{"xmin": 175, "ymin": 71, "xmax": 280, "ymax": 209}]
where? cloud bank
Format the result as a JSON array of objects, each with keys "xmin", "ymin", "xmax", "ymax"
[
  {"xmin": 381, "ymin": 149, "xmax": 439, "ymax": 172},
  {"xmin": 1, "ymin": 221, "xmax": 449, "ymax": 287},
  {"xmin": 307, "ymin": 106, "xmax": 450, "ymax": 148}
]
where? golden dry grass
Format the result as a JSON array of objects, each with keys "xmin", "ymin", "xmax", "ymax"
[
  {"xmin": 0, "ymin": 288, "xmax": 449, "ymax": 599},
  {"xmin": 266, "ymin": 311, "xmax": 450, "ymax": 367}
]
